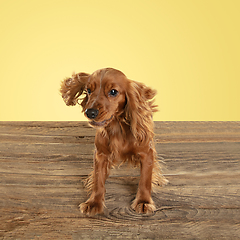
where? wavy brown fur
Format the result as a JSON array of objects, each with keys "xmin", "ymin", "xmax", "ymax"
[{"xmin": 60, "ymin": 68, "xmax": 168, "ymax": 216}]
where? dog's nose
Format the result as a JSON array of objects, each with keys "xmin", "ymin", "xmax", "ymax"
[{"xmin": 85, "ymin": 108, "xmax": 99, "ymax": 119}]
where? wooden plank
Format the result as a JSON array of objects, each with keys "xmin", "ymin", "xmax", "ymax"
[{"xmin": 0, "ymin": 122, "xmax": 239, "ymax": 239}]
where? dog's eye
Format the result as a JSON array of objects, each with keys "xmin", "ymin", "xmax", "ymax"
[
  {"xmin": 109, "ymin": 89, "xmax": 118, "ymax": 97},
  {"xmin": 87, "ymin": 89, "xmax": 91, "ymax": 94}
]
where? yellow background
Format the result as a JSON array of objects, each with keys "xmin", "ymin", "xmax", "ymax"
[{"xmin": 0, "ymin": 0, "xmax": 239, "ymax": 121}]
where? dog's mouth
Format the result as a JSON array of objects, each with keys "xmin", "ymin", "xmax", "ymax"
[{"xmin": 89, "ymin": 115, "xmax": 113, "ymax": 128}]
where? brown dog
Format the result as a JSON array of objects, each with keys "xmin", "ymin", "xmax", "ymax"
[{"xmin": 60, "ymin": 68, "xmax": 167, "ymax": 215}]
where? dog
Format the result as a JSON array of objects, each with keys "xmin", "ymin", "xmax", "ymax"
[{"xmin": 60, "ymin": 68, "xmax": 167, "ymax": 215}]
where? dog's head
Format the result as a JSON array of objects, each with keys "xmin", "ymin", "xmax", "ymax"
[
  {"xmin": 83, "ymin": 68, "xmax": 128, "ymax": 127},
  {"xmin": 60, "ymin": 68, "xmax": 157, "ymax": 140},
  {"xmin": 60, "ymin": 68, "xmax": 127, "ymax": 127}
]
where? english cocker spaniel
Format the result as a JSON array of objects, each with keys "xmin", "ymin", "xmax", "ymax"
[{"xmin": 60, "ymin": 68, "xmax": 167, "ymax": 215}]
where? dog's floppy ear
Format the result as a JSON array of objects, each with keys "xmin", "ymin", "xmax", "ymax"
[
  {"xmin": 60, "ymin": 72, "xmax": 89, "ymax": 109},
  {"xmin": 125, "ymin": 80, "xmax": 158, "ymax": 143}
]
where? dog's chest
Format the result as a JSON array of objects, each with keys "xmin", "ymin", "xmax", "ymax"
[
  {"xmin": 108, "ymin": 131, "xmax": 138, "ymax": 159},
  {"xmin": 95, "ymin": 123, "xmax": 141, "ymax": 162}
]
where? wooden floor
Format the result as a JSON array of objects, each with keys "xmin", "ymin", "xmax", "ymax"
[{"xmin": 0, "ymin": 121, "xmax": 240, "ymax": 239}]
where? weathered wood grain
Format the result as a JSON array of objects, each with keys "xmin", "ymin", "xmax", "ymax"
[{"xmin": 0, "ymin": 121, "xmax": 239, "ymax": 239}]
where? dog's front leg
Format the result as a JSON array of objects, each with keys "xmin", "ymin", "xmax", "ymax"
[
  {"xmin": 79, "ymin": 151, "xmax": 109, "ymax": 216},
  {"xmin": 131, "ymin": 151, "xmax": 156, "ymax": 213}
]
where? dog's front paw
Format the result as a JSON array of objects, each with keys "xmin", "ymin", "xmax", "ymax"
[
  {"xmin": 79, "ymin": 200, "xmax": 104, "ymax": 216},
  {"xmin": 131, "ymin": 199, "xmax": 156, "ymax": 214}
]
